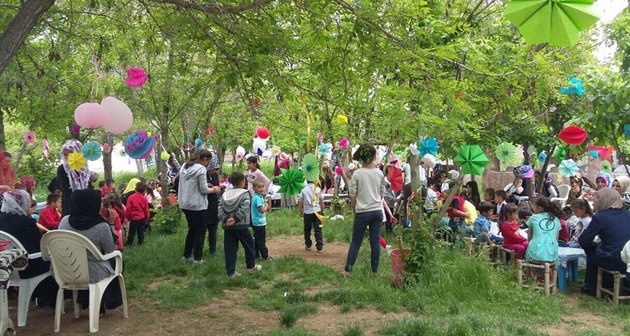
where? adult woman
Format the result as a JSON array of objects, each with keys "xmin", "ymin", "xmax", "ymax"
[
  {"xmin": 321, "ymin": 165, "xmax": 335, "ymax": 194},
  {"xmin": 167, "ymin": 151, "xmax": 181, "ymax": 185},
  {"xmin": 568, "ymin": 176, "xmax": 585, "ymax": 204},
  {"xmin": 596, "ymin": 172, "xmax": 611, "ymax": 190},
  {"xmin": 56, "ymin": 139, "xmax": 90, "ymax": 216},
  {"xmin": 466, "ymin": 181, "xmax": 481, "ymax": 208},
  {"xmin": 58, "ymin": 189, "xmax": 123, "ymax": 310},
  {"xmin": 534, "ymin": 170, "xmax": 558, "ymax": 198},
  {"xmin": 246, "ymin": 156, "xmax": 270, "ymax": 196},
  {"xmin": 612, "ymin": 176, "xmax": 630, "ymax": 210},
  {"xmin": 121, "ymin": 178, "xmax": 140, "ymax": 206},
  {"xmin": 525, "ymin": 197, "xmax": 562, "ymax": 263},
  {"xmin": 178, "ymin": 150, "xmax": 221, "ymax": 263},
  {"xmin": 578, "ymin": 188, "xmax": 630, "ymax": 295},
  {"xmin": 206, "ymin": 154, "xmax": 223, "ymax": 255},
  {"xmin": 0, "ymin": 190, "xmax": 57, "ymax": 306}
]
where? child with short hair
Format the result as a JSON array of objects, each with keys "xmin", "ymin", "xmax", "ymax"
[
  {"xmin": 474, "ymin": 201, "xmax": 503, "ymax": 246},
  {"xmin": 102, "ymin": 194, "xmax": 124, "ymax": 251},
  {"xmin": 125, "ymin": 181, "xmax": 150, "ymax": 246},
  {"xmin": 101, "ymin": 178, "xmax": 116, "ymax": 198},
  {"xmin": 38, "ymin": 193, "xmax": 62, "ymax": 230},
  {"xmin": 298, "ymin": 178, "xmax": 325, "ymax": 252},
  {"xmin": 424, "ymin": 178, "xmax": 439, "ymax": 216},
  {"xmin": 518, "ymin": 208, "xmax": 533, "ymax": 229},
  {"xmin": 500, "ymin": 204, "xmax": 528, "ymax": 259},
  {"xmin": 219, "ymin": 172, "xmax": 261, "ymax": 277},
  {"xmin": 251, "ymin": 180, "xmax": 270, "ymax": 260},
  {"xmin": 493, "ymin": 190, "xmax": 507, "ymax": 222}
]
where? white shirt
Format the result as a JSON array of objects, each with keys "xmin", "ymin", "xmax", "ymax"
[
  {"xmin": 419, "ymin": 165, "xmax": 427, "ymax": 183},
  {"xmin": 425, "ymin": 188, "xmax": 438, "ymax": 210},
  {"xmin": 403, "ymin": 163, "xmax": 411, "ymax": 185},
  {"xmin": 298, "ymin": 183, "xmax": 322, "ymax": 214}
]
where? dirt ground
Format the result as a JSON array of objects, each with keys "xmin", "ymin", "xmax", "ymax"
[{"xmin": 9, "ymin": 236, "xmax": 625, "ymax": 335}]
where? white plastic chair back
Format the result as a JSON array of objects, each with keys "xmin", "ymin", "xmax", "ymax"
[
  {"xmin": 558, "ymin": 184, "xmax": 571, "ymax": 199},
  {"xmin": 40, "ymin": 230, "xmax": 96, "ymax": 290}
]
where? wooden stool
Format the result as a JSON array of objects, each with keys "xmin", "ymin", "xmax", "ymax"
[
  {"xmin": 499, "ymin": 247, "xmax": 516, "ymax": 268},
  {"xmin": 517, "ymin": 260, "xmax": 557, "ymax": 296},
  {"xmin": 596, "ymin": 267, "xmax": 630, "ymax": 305}
]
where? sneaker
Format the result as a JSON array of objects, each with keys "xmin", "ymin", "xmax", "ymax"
[
  {"xmin": 317, "ymin": 249, "xmax": 323, "ymax": 253},
  {"xmin": 247, "ymin": 264, "xmax": 262, "ymax": 273},
  {"xmin": 229, "ymin": 271, "xmax": 241, "ymax": 278},
  {"xmin": 386, "ymin": 245, "xmax": 393, "ymax": 257},
  {"xmin": 305, "ymin": 246, "xmax": 311, "ymax": 251},
  {"xmin": 182, "ymin": 256, "xmax": 193, "ymax": 262},
  {"xmin": 193, "ymin": 259, "xmax": 205, "ymax": 264}
]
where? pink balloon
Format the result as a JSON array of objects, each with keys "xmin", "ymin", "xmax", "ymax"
[
  {"xmin": 74, "ymin": 103, "xmax": 89, "ymax": 127},
  {"xmin": 74, "ymin": 103, "xmax": 107, "ymax": 128},
  {"xmin": 101, "ymin": 97, "xmax": 133, "ymax": 134}
]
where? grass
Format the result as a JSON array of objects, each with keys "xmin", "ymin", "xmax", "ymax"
[{"xmin": 116, "ymin": 208, "xmax": 629, "ymax": 335}]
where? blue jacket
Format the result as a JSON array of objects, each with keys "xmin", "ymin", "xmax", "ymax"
[{"xmin": 578, "ymin": 208, "xmax": 630, "ymax": 261}]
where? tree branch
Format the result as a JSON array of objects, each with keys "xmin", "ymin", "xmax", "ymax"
[{"xmin": 154, "ymin": 0, "xmax": 274, "ymax": 14}]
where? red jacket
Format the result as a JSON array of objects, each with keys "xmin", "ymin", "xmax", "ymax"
[
  {"xmin": 446, "ymin": 195, "xmax": 465, "ymax": 219},
  {"xmin": 559, "ymin": 219, "xmax": 570, "ymax": 243},
  {"xmin": 38, "ymin": 206, "xmax": 61, "ymax": 230},
  {"xmin": 101, "ymin": 188, "xmax": 112, "ymax": 198},
  {"xmin": 500, "ymin": 220, "xmax": 528, "ymax": 246},
  {"xmin": 125, "ymin": 192, "xmax": 150, "ymax": 223}
]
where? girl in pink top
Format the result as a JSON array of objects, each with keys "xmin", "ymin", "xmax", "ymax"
[{"xmin": 246, "ymin": 156, "xmax": 270, "ymax": 196}]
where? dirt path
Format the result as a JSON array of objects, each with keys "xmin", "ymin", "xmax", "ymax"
[{"xmin": 266, "ymin": 235, "xmax": 350, "ymax": 269}]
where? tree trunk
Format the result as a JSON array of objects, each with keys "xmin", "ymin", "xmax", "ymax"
[
  {"xmin": 159, "ymin": 45, "xmax": 175, "ymax": 215},
  {"xmin": 0, "ymin": 0, "xmax": 56, "ymax": 77},
  {"xmin": 410, "ymin": 151, "xmax": 423, "ymax": 225},
  {"xmin": 102, "ymin": 133, "xmax": 113, "ymax": 181},
  {"xmin": 0, "ymin": 111, "xmax": 5, "ymax": 152}
]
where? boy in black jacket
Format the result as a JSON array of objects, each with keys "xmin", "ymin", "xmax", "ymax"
[{"xmin": 219, "ymin": 172, "xmax": 262, "ymax": 277}]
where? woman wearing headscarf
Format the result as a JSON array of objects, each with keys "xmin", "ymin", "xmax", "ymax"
[
  {"xmin": 612, "ymin": 176, "xmax": 630, "ymax": 210},
  {"xmin": 596, "ymin": 172, "xmax": 612, "ymax": 190},
  {"xmin": 58, "ymin": 189, "xmax": 123, "ymax": 310},
  {"xmin": 534, "ymin": 170, "xmax": 558, "ymax": 198},
  {"xmin": 0, "ymin": 189, "xmax": 58, "ymax": 306},
  {"xmin": 121, "ymin": 178, "xmax": 140, "ymax": 206},
  {"xmin": 578, "ymin": 188, "xmax": 630, "ymax": 295},
  {"xmin": 56, "ymin": 140, "xmax": 90, "ymax": 216},
  {"xmin": 206, "ymin": 153, "xmax": 223, "ymax": 255},
  {"xmin": 568, "ymin": 176, "xmax": 585, "ymax": 204}
]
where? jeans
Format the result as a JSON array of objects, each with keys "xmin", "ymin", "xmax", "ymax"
[
  {"xmin": 448, "ymin": 218, "xmax": 466, "ymax": 242},
  {"xmin": 252, "ymin": 226, "xmax": 269, "ymax": 259},
  {"xmin": 304, "ymin": 213, "xmax": 323, "ymax": 251},
  {"xmin": 344, "ymin": 210, "xmax": 382, "ymax": 273},
  {"xmin": 224, "ymin": 229, "xmax": 256, "ymax": 276},
  {"xmin": 126, "ymin": 219, "xmax": 146, "ymax": 245},
  {"xmin": 182, "ymin": 209, "xmax": 208, "ymax": 261}
]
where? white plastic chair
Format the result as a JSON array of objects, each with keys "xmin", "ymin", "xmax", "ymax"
[
  {"xmin": 551, "ymin": 184, "xmax": 571, "ymax": 207},
  {"xmin": 0, "ymin": 230, "xmax": 52, "ymax": 327},
  {"xmin": 40, "ymin": 230, "xmax": 128, "ymax": 333}
]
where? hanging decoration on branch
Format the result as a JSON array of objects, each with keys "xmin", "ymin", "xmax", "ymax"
[
  {"xmin": 81, "ymin": 141, "xmax": 103, "ymax": 161},
  {"xmin": 102, "ymin": 97, "xmax": 133, "ymax": 135},
  {"xmin": 271, "ymin": 146, "xmax": 281, "ymax": 156},
  {"xmin": 495, "ymin": 143, "xmax": 517, "ymax": 163},
  {"xmin": 253, "ymin": 137, "xmax": 266, "ymax": 156},
  {"xmin": 625, "ymin": 125, "xmax": 630, "ymax": 138},
  {"xmin": 123, "ymin": 68, "xmax": 148, "ymax": 87},
  {"xmin": 42, "ymin": 139, "xmax": 49, "ymax": 159},
  {"xmin": 102, "ymin": 143, "xmax": 111, "ymax": 154},
  {"xmin": 587, "ymin": 144, "xmax": 613, "ymax": 162},
  {"xmin": 602, "ymin": 161, "xmax": 612, "ymax": 173},
  {"xmin": 387, "ymin": 166, "xmax": 403, "ymax": 194},
  {"xmin": 558, "ymin": 125, "xmax": 587, "ymax": 145},
  {"xmin": 317, "ymin": 143, "xmax": 331, "ymax": 156},
  {"xmin": 538, "ymin": 152, "xmax": 547, "ymax": 164},
  {"xmin": 589, "ymin": 150, "xmax": 599, "ymax": 159},
  {"xmin": 23, "ymin": 131, "xmax": 35, "ymax": 144},
  {"xmin": 453, "ymin": 145, "xmax": 489, "ymax": 176},
  {"xmin": 559, "ymin": 159, "xmax": 579, "ymax": 177},
  {"xmin": 421, "ymin": 154, "xmax": 437, "ymax": 168},
  {"xmin": 519, "ymin": 165, "xmax": 534, "ymax": 179},
  {"xmin": 161, "ymin": 151, "xmax": 170, "ymax": 161},
  {"xmin": 125, "ymin": 130, "xmax": 156, "ymax": 159},
  {"xmin": 74, "ymin": 102, "xmax": 107, "ymax": 129},
  {"xmin": 559, "ymin": 77, "xmax": 584, "ymax": 96},
  {"xmin": 339, "ymin": 138, "xmax": 350, "ymax": 149},
  {"xmin": 317, "ymin": 132, "xmax": 323, "ymax": 144},
  {"xmin": 555, "ymin": 147, "xmax": 567, "ymax": 161},
  {"xmin": 67, "ymin": 152, "xmax": 87, "ymax": 172},
  {"xmin": 302, "ymin": 153, "xmax": 320, "ymax": 181},
  {"xmin": 336, "ymin": 114, "xmax": 348, "ymax": 123},
  {"xmin": 235, "ymin": 146, "xmax": 245, "ymax": 161},
  {"xmin": 504, "ymin": 0, "xmax": 600, "ymax": 47},
  {"xmin": 277, "ymin": 167, "xmax": 305, "ymax": 197},
  {"xmin": 256, "ymin": 127, "xmax": 270, "ymax": 140},
  {"xmin": 418, "ymin": 138, "xmax": 439, "ymax": 157}
]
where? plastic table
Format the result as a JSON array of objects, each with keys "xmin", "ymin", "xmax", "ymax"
[{"xmin": 557, "ymin": 247, "xmax": 586, "ymax": 292}]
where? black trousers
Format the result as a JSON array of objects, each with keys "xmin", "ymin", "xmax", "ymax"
[
  {"xmin": 583, "ymin": 244, "xmax": 627, "ymax": 292},
  {"xmin": 252, "ymin": 226, "xmax": 269, "ymax": 259},
  {"xmin": 126, "ymin": 219, "xmax": 146, "ymax": 245},
  {"xmin": 224, "ymin": 229, "xmax": 256, "ymax": 276},
  {"xmin": 182, "ymin": 209, "xmax": 208, "ymax": 261},
  {"xmin": 303, "ymin": 213, "xmax": 323, "ymax": 251}
]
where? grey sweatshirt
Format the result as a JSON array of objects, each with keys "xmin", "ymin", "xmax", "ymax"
[
  {"xmin": 177, "ymin": 163, "xmax": 212, "ymax": 211},
  {"xmin": 218, "ymin": 189, "xmax": 251, "ymax": 231}
]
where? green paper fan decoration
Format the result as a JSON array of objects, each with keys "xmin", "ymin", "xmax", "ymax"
[
  {"xmin": 277, "ymin": 167, "xmax": 305, "ymax": 197},
  {"xmin": 302, "ymin": 153, "xmax": 320, "ymax": 181},
  {"xmin": 602, "ymin": 160, "xmax": 612, "ymax": 173},
  {"xmin": 495, "ymin": 143, "xmax": 517, "ymax": 163},
  {"xmin": 454, "ymin": 145, "xmax": 489, "ymax": 176},
  {"xmin": 555, "ymin": 147, "xmax": 566, "ymax": 162}
]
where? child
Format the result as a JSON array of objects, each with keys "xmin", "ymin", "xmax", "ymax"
[
  {"xmin": 568, "ymin": 199, "xmax": 593, "ymax": 247},
  {"xmin": 525, "ymin": 196, "xmax": 562, "ymax": 263},
  {"xmin": 557, "ymin": 203, "xmax": 570, "ymax": 247},
  {"xmin": 460, "ymin": 191, "xmax": 478, "ymax": 233},
  {"xmin": 484, "ymin": 188, "xmax": 496, "ymax": 209},
  {"xmin": 518, "ymin": 208, "xmax": 533, "ymax": 229},
  {"xmin": 124, "ymin": 181, "xmax": 150, "ymax": 246},
  {"xmin": 445, "ymin": 185, "xmax": 469, "ymax": 240},
  {"xmin": 342, "ymin": 144, "xmax": 384, "ymax": 277},
  {"xmin": 298, "ymin": 178, "xmax": 325, "ymax": 252},
  {"xmin": 97, "ymin": 181, "xmax": 106, "ymax": 192},
  {"xmin": 246, "ymin": 156, "xmax": 270, "ymax": 196},
  {"xmin": 38, "ymin": 193, "xmax": 62, "ymax": 230},
  {"xmin": 102, "ymin": 194, "xmax": 124, "ymax": 251},
  {"xmin": 493, "ymin": 190, "xmax": 507, "ymax": 222},
  {"xmin": 251, "ymin": 180, "xmax": 270, "ymax": 260},
  {"xmin": 219, "ymin": 172, "xmax": 261, "ymax": 277},
  {"xmin": 101, "ymin": 179, "xmax": 116, "ymax": 198},
  {"xmin": 29, "ymin": 200, "xmax": 38, "ymax": 222},
  {"xmin": 379, "ymin": 199, "xmax": 397, "ymax": 256},
  {"xmin": 474, "ymin": 201, "xmax": 503, "ymax": 246},
  {"xmin": 500, "ymin": 204, "xmax": 529, "ymax": 259},
  {"xmin": 424, "ymin": 178, "xmax": 439, "ymax": 216},
  {"xmin": 584, "ymin": 188, "xmax": 596, "ymax": 210}
]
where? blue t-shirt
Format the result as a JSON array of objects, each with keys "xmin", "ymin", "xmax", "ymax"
[
  {"xmin": 474, "ymin": 214, "xmax": 491, "ymax": 242},
  {"xmin": 251, "ymin": 193, "xmax": 267, "ymax": 226}
]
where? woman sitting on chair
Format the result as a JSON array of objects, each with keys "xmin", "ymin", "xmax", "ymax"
[{"xmin": 58, "ymin": 189, "xmax": 123, "ymax": 310}]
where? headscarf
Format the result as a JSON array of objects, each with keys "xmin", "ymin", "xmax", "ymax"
[
  {"xmin": 68, "ymin": 189, "xmax": 105, "ymax": 230},
  {"xmin": 596, "ymin": 172, "xmax": 612, "ymax": 188},
  {"xmin": 0, "ymin": 190, "xmax": 31, "ymax": 216},
  {"xmin": 615, "ymin": 176, "xmax": 630, "ymax": 194},
  {"xmin": 60, "ymin": 139, "xmax": 90, "ymax": 191},
  {"xmin": 123, "ymin": 178, "xmax": 140, "ymax": 194},
  {"xmin": 594, "ymin": 187, "xmax": 623, "ymax": 212},
  {"xmin": 20, "ymin": 176, "xmax": 36, "ymax": 197},
  {"xmin": 207, "ymin": 152, "xmax": 220, "ymax": 171}
]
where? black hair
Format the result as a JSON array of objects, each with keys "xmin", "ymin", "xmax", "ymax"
[
  {"xmin": 505, "ymin": 203, "xmax": 520, "ymax": 216},
  {"xmin": 478, "ymin": 201, "xmax": 493, "ymax": 214},
  {"xmin": 352, "ymin": 144, "xmax": 377, "ymax": 164},
  {"xmin": 247, "ymin": 156, "xmax": 261, "ymax": 170},
  {"xmin": 518, "ymin": 208, "xmax": 533, "ymax": 220},
  {"xmin": 484, "ymin": 188, "xmax": 495, "ymax": 198},
  {"xmin": 98, "ymin": 181, "xmax": 106, "ymax": 188},
  {"xmin": 2, "ymin": 152, "xmax": 11, "ymax": 158},
  {"xmin": 183, "ymin": 149, "xmax": 212, "ymax": 169},
  {"xmin": 229, "ymin": 171, "xmax": 246, "ymax": 187},
  {"xmin": 46, "ymin": 193, "xmax": 61, "ymax": 205},
  {"xmin": 570, "ymin": 198, "xmax": 594, "ymax": 217},
  {"xmin": 427, "ymin": 178, "xmax": 437, "ymax": 187},
  {"xmin": 105, "ymin": 178, "xmax": 115, "ymax": 186},
  {"xmin": 30, "ymin": 200, "xmax": 37, "ymax": 207},
  {"xmin": 535, "ymin": 196, "xmax": 563, "ymax": 220},
  {"xmin": 495, "ymin": 190, "xmax": 507, "ymax": 200},
  {"xmin": 135, "ymin": 182, "xmax": 147, "ymax": 193}
]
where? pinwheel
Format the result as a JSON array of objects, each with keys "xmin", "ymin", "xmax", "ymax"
[
  {"xmin": 42, "ymin": 139, "xmax": 49, "ymax": 159},
  {"xmin": 125, "ymin": 130, "xmax": 156, "ymax": 159},
  {"xmin": 421, "ymin": 154, "xmax": 437, "ymax": 168},
  {"xmin": 538, "ymin": 152, "xmax": 547, "ymax": 164},
  {"xmin": 339, "ymin": 138, "xmax": 349, "ymax": 149},
  {"xmin": 504, "ymin": 0, "xmax": 600, "ymax": 47},
  {"xmin": 124, "ymin": 67, "xmax": 148, "ymax": 87},
  {"xmin": 256, "ymin": 127, "xmax": 270, "ymax": 140},
  {"xmin": 559, "ymin": 77, "xmax": 584, "ymax": 96},
  {"xmin": 556, "ymin": 147, "xmax": 567, "ymax": 161},
  {"xmin": 588, "ymin": 144, "xmax": 613, "ymax": 162},
  {"xmin": 388, "ymin": 166, "xmax": 403, "ymax": 194},
  {"xmin": 418, "ymin": 138, "xmax": 439, "ymax": 157},
  {"xmin": 302, "ymin": 153, "xmax": 320, "ymax": 181},
  {"xmin": 81, "ymin": 141, "xmax": 103, "ymax": 161},
  {"xmin": 336, "ymin": 114, "xmax": 348, "ymax": 123},
  {"xmin": 317, "ymin": 143, "xmax": 331, "ymax": 156},
  {"xmin": 277, "ymin": 167, "xmax": 305, "ymax": 197},
  {"xmin": 495, "ymin": 143, "xmax": 517, "ymax": 163},
  {"xmin": 602, "ymin": 160, "xmax": 612, "ymax": 173},
  {"xmin": 558, "ymin": 125, "xmax": 587, "ymax": 145},
  {"xmin": 67, "ymin": 152, "xmax": 87, "ymax": 172},
  {"xmin": 559, "ymin": 159, "xmax": 578, "ymax": 177},
  {"xmin": 454, "ymin": 145, "xmax": 489, "ymax": 175},
  {"xmin": 23, "ymin": 131, "xmax": 35, "ymax": 144}
]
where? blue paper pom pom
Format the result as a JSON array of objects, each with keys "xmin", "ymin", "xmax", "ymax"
[
  {"xmin": 590, "ymin": 151, "xmax": 599, "ymax": 159},
  {"xmin": 624, "ymin": 125, "xmax": 630, "ymax": 138}
]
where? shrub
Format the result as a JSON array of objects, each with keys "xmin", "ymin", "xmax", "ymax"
[{"xmin": 151, "ymin": 206, "xmax": 183, "ymax": 235}]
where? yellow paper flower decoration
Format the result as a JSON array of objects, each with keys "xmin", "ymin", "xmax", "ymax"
[
  {"xmin": 67, "ymin": 151, "xmax": 87, "ymax": 171},
  {"xmin": 336, "ymin": 114, "xmax": 348, "ymax": 123}
]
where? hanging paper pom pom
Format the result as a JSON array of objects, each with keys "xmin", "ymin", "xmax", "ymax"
[
  {"xmin": 555, "ymin": 147, "xmax": 567, "ymax": 162},
  {"xmin": 625, "ymin": 125, "xmax": 630, "ymax": 138},
  {"xmin": 408, "ymin": 143, "xmax": 419, "ymax": 156},
  {"xmin": 256, "ymin": 127, "xmax": 270, "ymax": 140},
  {"xmin": 102, "ymin": 143, "xmax": 111, "ymax": 154},
  {"xmin": 335, "ymin": 167, "xmax": 344, "ymax": 175},
  {"xmin": 23, "ymin": 131, "xmax": 35, "ymax": 144},
  {"xmin": 558, "ymin": 125, "xmax": 587, "ymax": 145},
  {"xmin": 205, "ymin": 124, "xmax": 215, "ymax": 135},
  {"xmin": 418, "ymin": 138, "xmax": 439, "ymax": 157},
  {"xmin": 589, "ymin": 151, "xmax": 599, "ymax": 159},
  {"xmin": 336, "ymin": 114, "xmax": 348, "ymax": 123},
  {"xmin": 559, "ymin": 160, "xmax": 579, "ymax": 177},
  {"xmin": 194, "ymin": 138, "xmax": 203, "ymax": 150},
  {"xmin": 300, "ymin": 136, "xmax": 307, "ymax": 141},
  {"xmin": 67, "ymin": 152, "xmax": 87, "ymax": 172},
  {"xmin": 318, "ymin": 143, "xmax": 331, "ymax": 156},
  {"xmin": 588, "ymin": 144, "xmax": 614, "ymax": 162},
  {"xmin": 161, "ymin": 150, "xmax": 170, "ymax": 161},
  {"xmin": 421, "ymin": 154, "xmax": 437, "ymax": 168},
  {"xmin": 538, "ymin": 152, "xmax": 547, "ymax": 163},
  {"xmin": 339, "ymin": 138, "xmax": 350, "ymax": 149},
  {"xmin": 124, "ymin": 68, "xmax": 148, "ymax": 87},
  {"xmin": 317, "ymin": 132, "xmax": 323, "ymax": 144},
  {"xmin": 235, "ymin": 146, "xmax": 245, "ymax": 161},
  {"xmin": 559, "ymin": 77, "xmax": 584, "ymax": 96},
  {"xmin": 125, "ymin": 130, "xmax": 156, "ymax": 159},
  {"xmin": 71, "ymin": 125, "xmax": 80, "ymax": 135},
  {"xmin": 81, "ymin": 141, "xmax": 103, "ymax": 161},
  {"xmin": 602, "ymin": 160, "xmax": 612, "ymax": 173}
]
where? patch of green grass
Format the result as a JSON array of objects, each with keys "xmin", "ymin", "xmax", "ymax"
[
  {"xmin": 279, "ymin": 303, "xmax": 318, "ymax": 328},
  {"xmin": 341, "ymin": 323, "xmax": 365, "ymax": 336}
]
